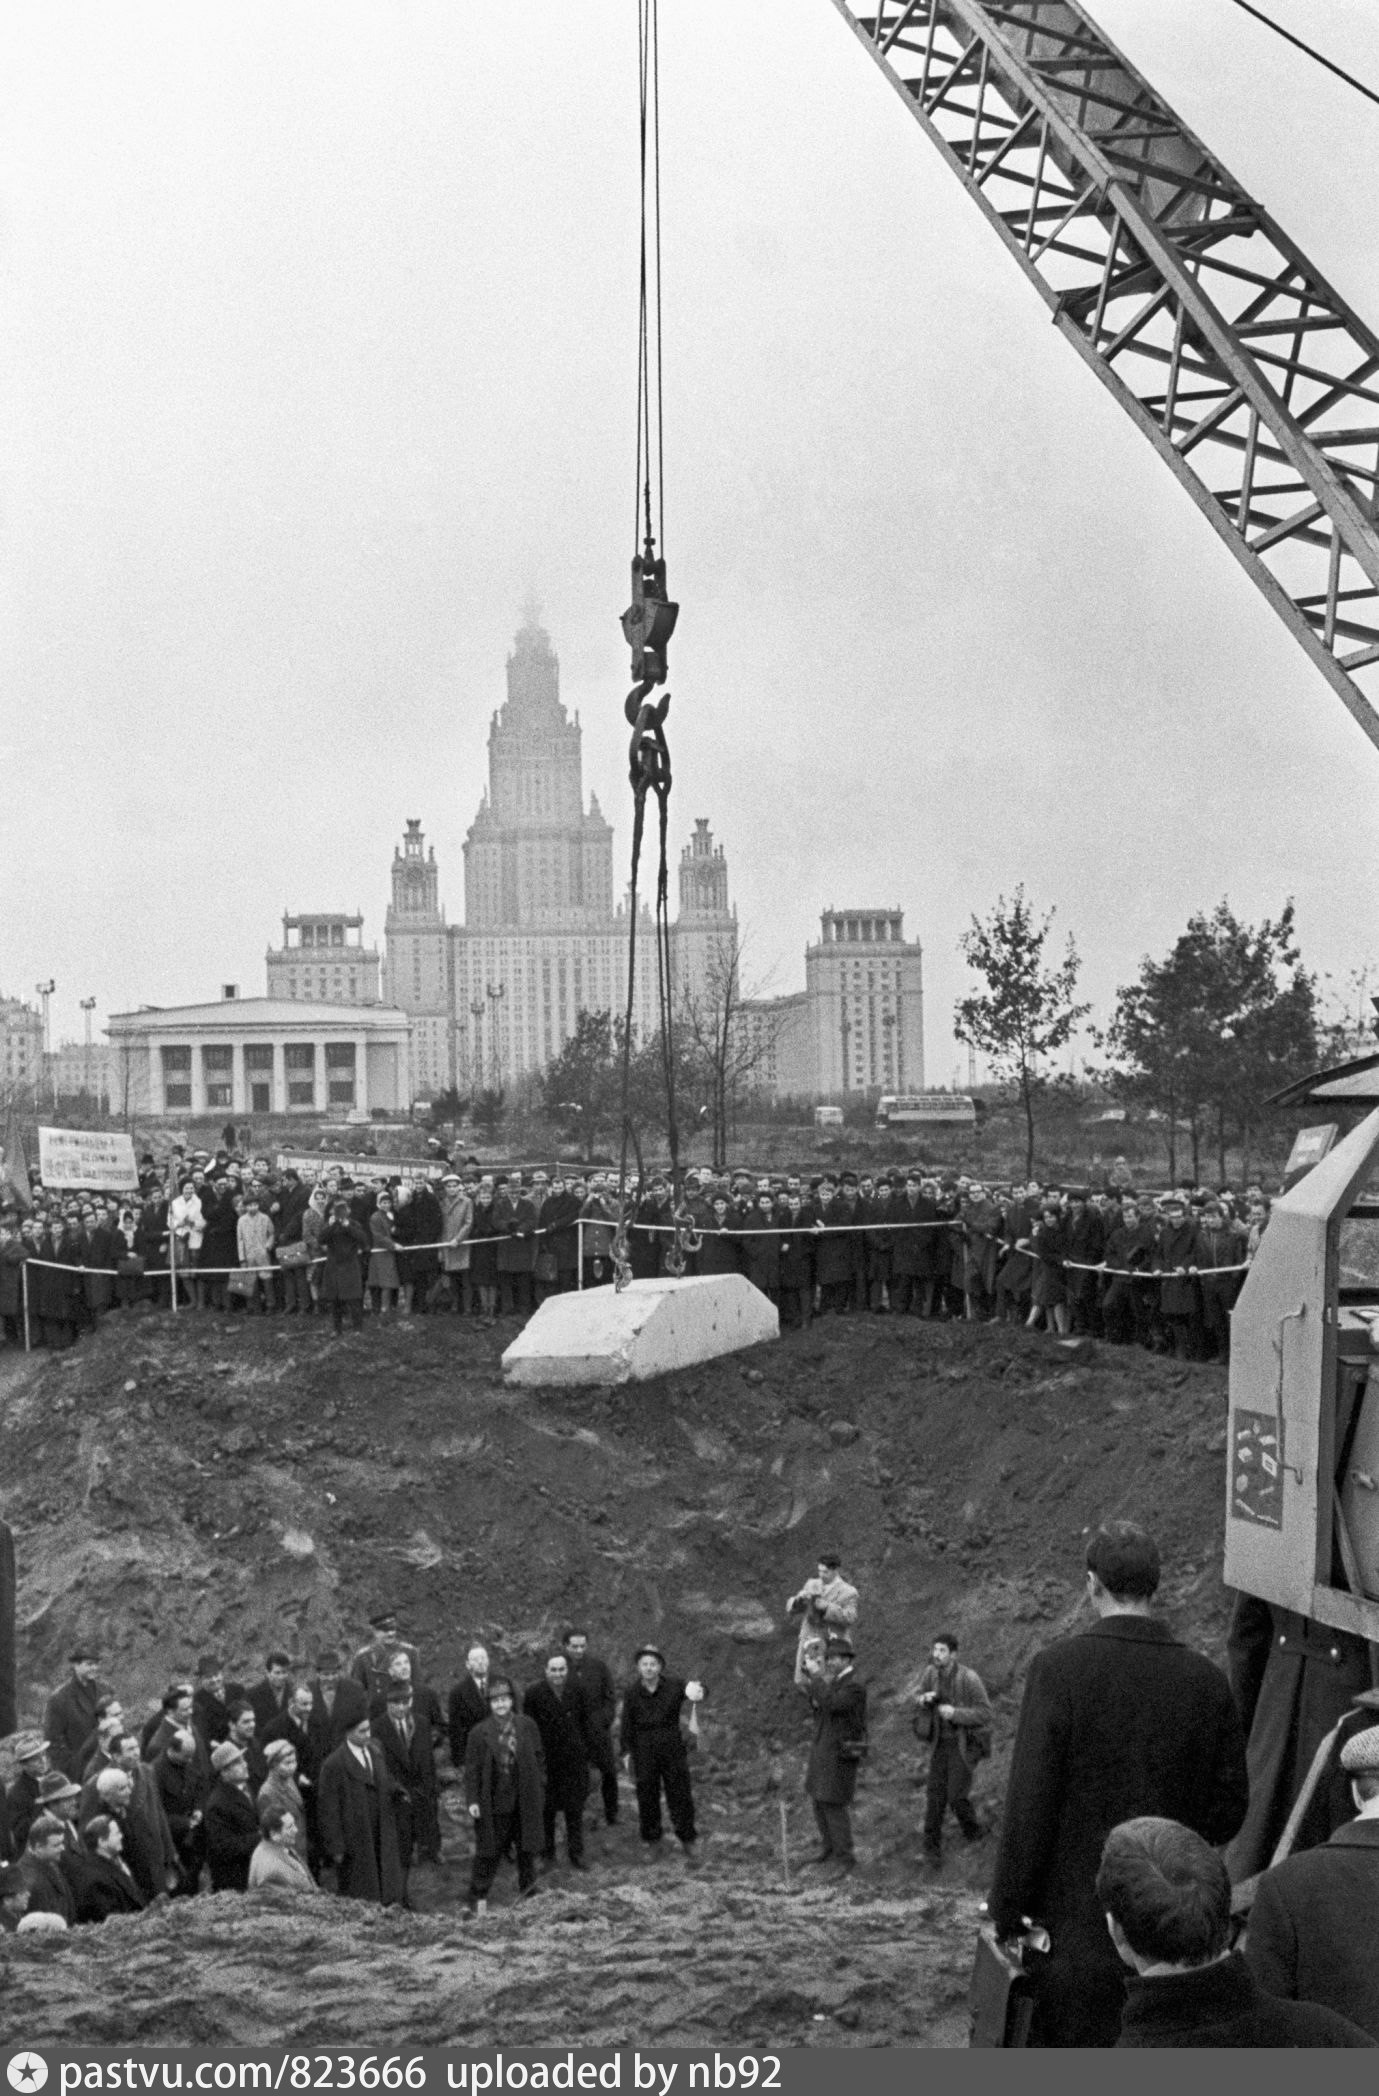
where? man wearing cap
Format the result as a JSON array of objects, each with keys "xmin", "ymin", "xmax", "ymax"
[
  {"xmin": 308, "ymin": 1650, "xmax": 349, "ymax": 1749},
  {"xmin": 317, "ymin": 1688, "xmax": 405, "ymax": 1906},
  {"xmin": 1245, "ymin": 1723, "xmax": 1379, "ymax": 2038},
  {"xmin": 351, "ymin": 1610, "xmax": 422, "ymax": 1705},
  {"xmin": 44, "ymin": 1647, "xmax": 106, "ymax": 1781},
  {"xmin": 192, "ymin": 1655, "xmax": 233, "ymax": 1750},
  {"xmin": 1153, "ymin": 1194, "xmax": 1207, "ymax": 1360},
  {"xmin": 801, "ymin": 1636, "xmax": 867, "ymax": 1875},
  {"xmin": 914, "ymin": 1632, "xmax": 992, "ymax": 1869},
  {"xmin": 204, "ymin": 1741, "xmax": 261, "ymax": 1892},
  {"xmin": 5, "ymin": 1733, "xmax": 52, "ymax": 1854},
  {"xmin": 619, "ymin": 1646, "xmax": 706, "ymax": 1859}
]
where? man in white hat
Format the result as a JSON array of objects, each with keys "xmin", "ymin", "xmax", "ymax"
[{"xmin": 1246, "ymin": 1723, "xmax": 1379, "ymax": 2038}]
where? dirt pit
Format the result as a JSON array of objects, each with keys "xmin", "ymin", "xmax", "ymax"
[{"xmin": 0, "ymin": 1305, "xmax": 1232, "ymax": 2047}]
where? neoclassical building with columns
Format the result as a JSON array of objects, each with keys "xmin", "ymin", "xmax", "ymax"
[{"xmin": 384, "ymin": 617, "xmax": 738, "ymax": 1096}]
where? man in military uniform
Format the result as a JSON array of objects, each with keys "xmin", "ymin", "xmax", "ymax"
[{"xmin": 351, "ymin": 1610, "xmax": 422, "ymax": 1704}]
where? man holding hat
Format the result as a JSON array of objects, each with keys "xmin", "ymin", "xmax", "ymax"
[
  {"xmin": 1245, "ymin": 1723, "xmax": 1379, "ymax": 2038},
  {"xmin": 619, "ymin": 1646, "xmax": 706, "ymax": 1859}
]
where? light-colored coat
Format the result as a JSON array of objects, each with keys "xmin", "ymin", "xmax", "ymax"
[
  {"xmin": 440, "ymin": 1187, "xmax": 473, "ymax": 1273},
  {"xmin": 248, "ymin": 1839, "xmax": 321, "ymax": 1893}
]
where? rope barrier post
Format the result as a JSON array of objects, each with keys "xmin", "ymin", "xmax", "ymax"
[
  {"xmin": 21, "ymin": 1261, "xmax": 31, "ymax": 1354},
  {"xmin": 577, "ymin": 1215, "xmax": 584, "ymax": 1292},
  {"xmin": 169, "ymin": 1230, "xmax": 179, "ymax": 1316}
]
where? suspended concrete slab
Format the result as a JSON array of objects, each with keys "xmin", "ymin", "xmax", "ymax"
[{"xmin": 502, "ymin": 1274, "xmax": 779, "ymax": 1388}]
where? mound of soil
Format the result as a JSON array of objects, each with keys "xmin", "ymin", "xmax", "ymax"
[{"xmin": 0, "ymin": 1308, "xmax": 1232, "ymax": 2047}]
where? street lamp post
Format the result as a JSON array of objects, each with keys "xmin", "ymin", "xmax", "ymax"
[
  {"xmin": 80, "ymin": 997, "xmax": 96, "ymax": 1107},
  {"xmin": 485, "ymin": 983, "xmax": 506, "ymax": 1095},
  {"xmin": 35, "ymin": 981, "xmax": 56, "ymax": 1111},
  {"xmin": 469, "ymin": 1001, "xmax": 485, "ymax": 1100}
]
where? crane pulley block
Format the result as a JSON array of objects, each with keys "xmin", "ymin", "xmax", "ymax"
[{"xmin": 621, "ymin": 545, "xmax": 679, "ymax": 708}]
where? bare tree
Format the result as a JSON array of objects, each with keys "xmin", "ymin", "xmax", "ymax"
[{"xmin": 678, "ymin": 930, "xmax": 783, "ymax": 1171}]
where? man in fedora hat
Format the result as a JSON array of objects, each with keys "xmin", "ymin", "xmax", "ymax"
[
  {"xmin": 203, "ymin": 1740, "xmax": 260, "ymax": 1892},
  {"xmin": 801, "ymin": 1635, "xmax": 868, "ymax": 1876},
  {"xmin": 5, "ymin": 1732, "xmax": 51, "ymax": 1853}
]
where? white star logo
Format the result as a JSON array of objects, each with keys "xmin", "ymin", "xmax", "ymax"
[{"xmin": 7, "ymin": 2060, "xmax": 48, "ymax": 2094}]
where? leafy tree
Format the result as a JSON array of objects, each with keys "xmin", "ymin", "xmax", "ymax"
[
  {"xmin": 678, "ymin": 930, "xmax": 781, "ymax": 1171},
  {"xmin": 471, "ymin": 1088, "xmax": 506, "ymax": 1139},
  {"xmin": 954, "ymin": 887, "xmax": 1089, "ymax": 1177},
  {"xmin": 1102, "ymin": 901, "xmax": 1319, "ymax": 1181},
  {"xmin": 543, "ymin": 1010, "xmax": 621, "ymax": 1160}
]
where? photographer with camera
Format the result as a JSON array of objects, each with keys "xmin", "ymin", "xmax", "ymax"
[
  {"xmin": 914, "ymin": 1631, "xmax": 992, "ymax": 1870},
  {"xmin": 802, "ymin": 1635, "xmax": 868, "ymax": 1877},
  {"xmin": 786, "ymin": 1551, "xmax": 860, "ymax": 1688}
]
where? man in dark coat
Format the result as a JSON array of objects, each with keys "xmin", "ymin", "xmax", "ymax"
[
  {"xmin": 317, "ymin": 1699, "xmax": 405, "ymax": 1906},
  {"xmin": 5, "ymin": 1732, "xmax": 52, "ymax": 1854},
  {"xmin": 153, "ymin": 1730, "xmax": 208, "ymax": 1895},
  {"xmin": 19, "ymin": 1814, "xmax": 78, "ymax": 1925},
  {"xmin": 524, "ymin": 1653, "xmax": 591, "ymax": 1868},
  {"xmin": 464, "ymin": 1675, "xmax": 546, "ymax": 1909},
  {"xmin": 371, "ymin": 1681, "xmax": 439, "ymax": 1888},
  {"xmin": 1152, "ymin": 1194, "xmax": 1206, "ymax": 1358},
  {"xmin": 562, "ymin": 1627, "xmax": 619, "ymax": 1826},
  {"xmin": 448, "ymin": 1644, "xmax": 492, "ymax": 1770},
  {"xmin": 913, "ymin": 1632, "xmax": 992, "ymax": 1867},
  {"xmin": 1224, "ymin": 1590, "xmax": 1375, "ymax": 1881},
  {"xmin": 191, "ymin": 1655, "xmax": 233, "ymax": 1751},
  {"xmin": 263, "ymin": 1682, "xmax": 326, "ymax": 1866},
  {"xmin": 70, "ymin": 1814, "xmax": 149, "ymax": 1924},
  {"xmin": 619, "ymin": 1646, "xmax": 704, "ymax": 1856},
  {"xmin": 351, "ymin": 1609, "xmax": 422, "ymax": 1705},
  {"xmin": 44, "ymin": 1648, "xmax": 105, "ymax": 1780},
  {"xmin": 802, "ymin": 1637, "xmax": 867, "ymax": 1873},
  {"xmin": 203, "ymin": 1741, "xmax": 261, "ymax": 1892},
  {"xmin": 987, "ymin": 1522, "xmax": 1248, "ymax": 2048},
  {"xmin": 307, "ymin": 1651, "xmax": 350, "ymax": 1750},
  {"xmin": 247, "ymin": 1652, "xmax": 294, "ymax": 1735},
  {"xmin": 1098, "ymin": 1816, "xmax": 1372, "ymax": 2048},
  {"xmin": 1245, "ymin": 1722, "xmax": 1379, "ymax": 2038}
]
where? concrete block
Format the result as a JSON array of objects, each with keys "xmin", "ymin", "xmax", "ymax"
[{"xmin": 501, "ymin": 1274, "xmax": 779, "ymax": 1387}]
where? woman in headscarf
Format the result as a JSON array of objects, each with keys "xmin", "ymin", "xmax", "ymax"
[
  {"xmin": 367, "ymin": 1191, "xmax": 401, "ymax": 1319},
  {"xmin": 256, "ymin": 1740, "xmax": 309, "ymax": 1860}
]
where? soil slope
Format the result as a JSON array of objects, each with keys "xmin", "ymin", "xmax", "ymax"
[{"xmin": 0, "ymin": 1308, "xmax": 1232, "ymax": 2047}]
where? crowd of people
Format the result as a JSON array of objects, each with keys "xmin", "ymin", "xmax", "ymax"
[
  {"xmin": 3, "ymin": 1529, "xmax": 1379, "ymax": 2049},
  {"xmin": 0, "ymin": 1136, "xmax": 1272, "ymax": 1363},
  {"xmin": 0, "ymin": 1612, "xmax": 707, "ymax": 1926}
]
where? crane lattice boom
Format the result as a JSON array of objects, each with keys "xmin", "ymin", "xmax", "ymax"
[{"xmin": 834, "ymin": 1, "xmax": 1379, "ymax": 746}]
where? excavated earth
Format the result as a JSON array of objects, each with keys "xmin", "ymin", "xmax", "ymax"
[{"xmin": 0, "ymin": 1306, "xmax": 1233, "ymax": 2048}]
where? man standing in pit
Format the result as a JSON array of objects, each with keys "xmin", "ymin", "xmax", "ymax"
[
  {"xmin": 802, "ymin": 1635, "xmax": 868, "ymax": 1875},
  {"xmin": 787, "ymin": 1552, "xmax": 860, "ymax": 1687},
  {"xmin": 562, "ymin": 1626, "xmax": 620, "ymax": 1826},
  {"xmin": 619, "ymin": 1646, "xmax": 705, "ymax": 1862},
  {"xmin": 913, "ymin": 1632, "xmax": 992, "ymax": 1869}
]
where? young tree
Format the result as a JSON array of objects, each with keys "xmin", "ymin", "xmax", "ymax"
[
  {"xmin": 954, "ymin": 888, "xmax": 1089, "ymax": 1177},
  {"xmin": 542, "ymin": 1010, "xmax": 620, "ymax": 1160},
  {"xmin": 1103, "ymin": 901, "xmax": 1319, "ymax": 1182},
  {"xmin": 678, "ymin": 930, "xmax": 782, "ymax": 1171}
]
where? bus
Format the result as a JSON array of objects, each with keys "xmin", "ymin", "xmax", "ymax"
[{"xmin": 875, "ymin": 1092, "xmax": 977, "ymax": 1129}]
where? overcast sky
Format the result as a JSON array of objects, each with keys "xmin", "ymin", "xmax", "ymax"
[{"xmin": 3, "ymin": 1, "xmax": 1378, "ymax": 1083}]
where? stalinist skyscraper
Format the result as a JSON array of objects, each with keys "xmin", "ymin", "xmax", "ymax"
[{"xmin": 385, "ymin": 616, "xmax": 736, "ymax": 1095}]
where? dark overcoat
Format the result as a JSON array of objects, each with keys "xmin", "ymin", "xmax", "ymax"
[
  {"xmin": 316, "ymin": 1739, "xmax": 404, "ymax": 1904},
  {"xmin": 318, "ymin": 1219, "xmax": 368, "ymax": 1304},
  {"xmin": 1245, "ymin": 1817, "xmax": 1379, "ymax": 2038},
  {"xmin": 45, "ymin": 1673, "xmax": 104, "ymax": 1781},
  {"xmin": 523, "ymin": 1680, "xmax": 591, "ymax": 1803},
  {"xmin": 987, "ymin": 1614, "xmax": 1248, "ymax": 2048},
  {"xmin": 1224, "ymin": 1594, "xmax": 1375, "ymax": 1878},
  {"xmin": 464, "ymin": 1714, "xmax": 546, "ymax": 1859},
  {"xmin": 70, "ymin": 1849, "xmax": 148, "ymax": 1924},
  {"xmin": 204, "ymin": 1777, "xmax": 260, "ymax": 1892},
  {"xmin": 804, "ymin": 1672, "xmax": 868, "ymax": 1808},
  {"xmin": 370, "ymin": 1706, "xmax": 440, "ymax": 1859},
  {"xmin": 1117, "ymin": 1952, "xmax": 1374, "ymax": 2048},
  {"xmin": 447, "ymin": 1674, "xmax": 491, "ymax": 1767}
]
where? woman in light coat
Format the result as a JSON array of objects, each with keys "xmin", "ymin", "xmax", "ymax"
[
  {"xmin": 236, "ymin": 1196, "xmax": 276, "ymax": 1316},
  {"xmin": 257, "ymin": 1741, "xmax": 309, "ymax": 1859},
  {"xmin": 439, "ymin": 1174, "xmax": 474, "ymax": 1313},
  {"xmin": 248, "ymin": 1804, "xmax": 320, "ymax": 1893},
  {"xmin": 368, "ymin": 1193, "xmax": 401, "ymax": 1319},
  {"xmin": 170, "ymin": 1177, "xmax": 206, "ymax": 1310}
]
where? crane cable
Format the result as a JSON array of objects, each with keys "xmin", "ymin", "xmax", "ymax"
[
  {"xmin": 613, "ymin": 0, "xmax": 690, "ymax": 1289},
  {"xmin": 1226, "ymin": 0, "xmax": 1379, "ymax": 112}
]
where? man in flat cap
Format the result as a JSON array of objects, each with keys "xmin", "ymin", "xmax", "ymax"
[
  {"xmin": 351, "ymin": 1610, "xmax": 421, "ymax": 1705},
  {"xmin": 203, "ymin": 1740, "xmax": 260, "ymax": 1892},
  {"xmin": 1245, "ymin": 1723, "xmax": 1379, "ymax": 2039},
  {"xmin": 618, "ymin": 1645, "xmax": 706, "ymax": 1860},
  {"xmin": 44, "ymin": 1647, "xmax": 106, "ymax": 1781}
]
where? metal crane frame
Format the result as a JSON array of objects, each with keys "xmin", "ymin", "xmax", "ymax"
[{"xmin": 832, "ymin": 1, "xmax": 1379, "ymax": 748}]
